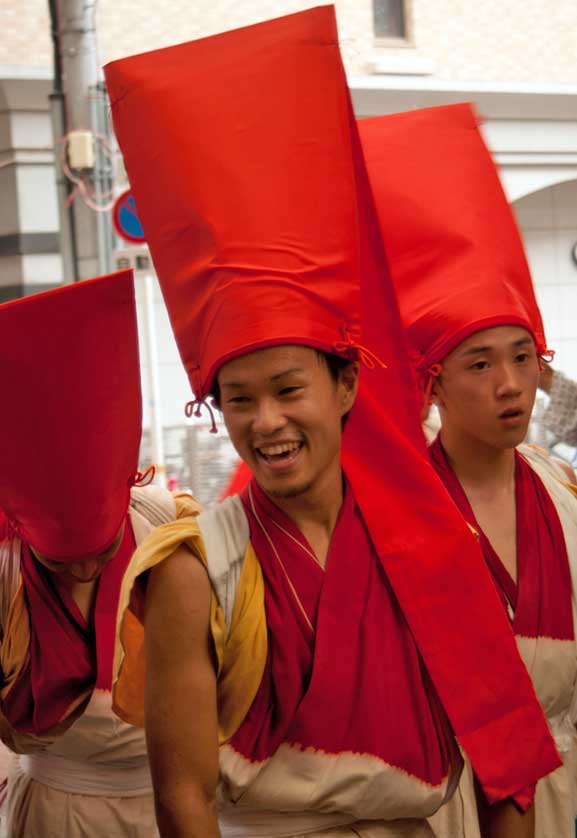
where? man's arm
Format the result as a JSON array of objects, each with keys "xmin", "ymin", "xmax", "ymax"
[
  {"xmin": 539, "ymin": 366, "xmax": 577, "ymax": 446},
  {"xmin": 483, "ymin": 801, "xmax": 535, "ymax": 838},
  {"xmin": 538, "ymin": 363, "xmax": 554, "ymax": 395},
  {"xmin": 476, "ymin": 784, "xmax": 535, "ymax": 838},
  {"xmin": 144, "ymin": 546, "xmax": 220, "ymax": 838}
]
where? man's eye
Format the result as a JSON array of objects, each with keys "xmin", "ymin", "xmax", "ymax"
[
  {"xmin": 279, "ymin": 386, "xmax": 301, "ymax": 396},
  {"xmin": 516, "ymin": 353, "xmax": 530, "ymax": 363},
  {"xmin": 227, "ymin": 396, "xmax": 250, "ymax": 405},
  {"xmin": 470, "ymin": 361, "xmax": 489, "ymax": 371}
]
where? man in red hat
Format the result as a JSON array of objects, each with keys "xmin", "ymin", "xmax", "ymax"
[
  {"xmin": 360, "ymin": 103, "xmax": 577, "ymax": 838},
  {"xmin": 106, "ymin": 9, "xmax": 559, "ymax": 838},
  {"xmin": 0, "ymin": 271, "xmax": 198, "ymax": 837}
]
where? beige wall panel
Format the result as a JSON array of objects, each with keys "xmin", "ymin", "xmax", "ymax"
[{"xmin": 2, "ymin": 0, "xmax": 577, "ymax": 83}]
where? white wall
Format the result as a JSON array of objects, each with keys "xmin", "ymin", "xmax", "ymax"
[
  {"xmin": 133, "ymin": 273, "xmax": 194, "ymax": 429},
  {"xmin": 3, "ymin": 0, "xmax": 577, "ymax": 84},
  {"xmin": 513, "ymin": 180, "xmax": 577, "ymax": 377}
]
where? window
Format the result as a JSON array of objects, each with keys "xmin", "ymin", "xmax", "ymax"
[{"xmin": 373, "ymin": 0, "xmax": 407, "ymax": 40}]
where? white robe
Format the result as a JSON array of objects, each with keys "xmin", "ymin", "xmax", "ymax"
[{"xmin": 429, "ymin": 444, "xmax": 577, "ymax": 838}]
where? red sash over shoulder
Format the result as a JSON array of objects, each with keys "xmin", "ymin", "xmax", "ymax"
[
  {"xmin": 430, "ymin": 437, "xmax": 574, "ymax": 643},
  {"xmin": 235, "ymin": 478, "xmax": 457, "ymax": 787},
  {"xmin": 1, "ymin": 516, "xmax": 136, "ymax": 735}
]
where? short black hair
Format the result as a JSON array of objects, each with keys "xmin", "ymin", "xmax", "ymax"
[
  {"xmin": 209, "ymin": 349, "xmax": 350, "ymax": 409},
  {"xmin": 321, "ymin": 350, "xmax": 351, "ymax": 383}
]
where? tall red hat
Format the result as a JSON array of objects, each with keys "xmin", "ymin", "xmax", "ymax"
[
  {"xmin": 0, "ymin": 271, "xmax": 142, "ymax": 560},
  {"xmin": 105, "ymin": 6, "xmax": 361, "ymax": 408},
  {"xmin": 359, "ymin": 103, "xmax": 548, "ymax": 383},
  {"xmin": 105, "ymin": 7, "xmax": 559, "ymax": 801}
]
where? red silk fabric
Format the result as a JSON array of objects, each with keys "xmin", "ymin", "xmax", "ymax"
[
  {"xmin": 1, "ymin": 517, "xmax": 136, "ymax": 735},
  {"xmin": 0, "ymin": 271, "xmax": 142, "ymax": 560},
  {"xmin": 105, "ymin": 6, "xmax": 560, "ymax": 802},
  {"xmin": 219, "ymin": 461, "xmax": 252, "ymax": 502},
  {"xmin": 430, "ymin": 437, "xmax": 574, "ymax": 642},
  {"xmin": 105, "ymin": 8, "xmax": 362, "ymax": 401},
  {"xmin": 359, "ymin": 104, "xmax": 547, "ymax": 372},
  {"xmin": 236, "ymin": 478, "xmax": 456, "ymax": 784}
]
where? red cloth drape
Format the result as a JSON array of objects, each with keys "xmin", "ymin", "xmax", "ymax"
[
  {"xmin": 430, "ymin": 437, "xmax": 574, "ymax": 642},
  {"xmin": 1, "ymin": 517, "xmax": 136, "ymax": 735},
  {"xmin": 235, "ymin": 477, "xmax": 456, "ymax": 786},
  {"xmin": 0, "ymin": 271, "xmax": 141, "ymax": 560},
  {"xmin": 219, "ymin": 461, "xmax": 252, "ymax": 501}
]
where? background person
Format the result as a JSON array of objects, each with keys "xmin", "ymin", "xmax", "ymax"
[
  {"xmin": 361, "ymin": 101, "xmax": 577, "ymax": 838},
  {"xmin": 0, "ymin": 271, "xmax": 198, "ymax": 837},
  {"xmin": 539, "ymin": 364, "xmax": 577, "ymax": 448}
]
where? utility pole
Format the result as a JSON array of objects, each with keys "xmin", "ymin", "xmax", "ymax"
[
  {"xmin": 48, "ymin": 0, "xmax": 113, "ymax": 281},
  {"xmin": 46, "ymin": 0, "xmax": 168, "ymax": 489}
]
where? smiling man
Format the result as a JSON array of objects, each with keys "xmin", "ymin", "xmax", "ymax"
[
  {"xmin": 361, "ymin": 103, "xmax": 577, "ymax": 838},
  {"xmin": 213, "ymin": 348, "xmax": 352, "ymax": 505},
  {"xmin": 106, "ymin": 9, "xmax": 560, "ymax": 838}
]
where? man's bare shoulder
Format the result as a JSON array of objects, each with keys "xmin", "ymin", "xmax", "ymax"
[{"xmin": 146, "ymin": 545, "xmax": 211, "ymax": 638}]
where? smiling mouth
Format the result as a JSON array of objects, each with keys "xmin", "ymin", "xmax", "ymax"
[
  {"xmin": 499, "ymin": 408, "xmax": 524, "ymax": 420},
  {"xmin": 255, "ymin": 441, "xmax": 303, "ymax": 464}
]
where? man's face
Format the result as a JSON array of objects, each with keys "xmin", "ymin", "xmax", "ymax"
[
  {"xmin": 433, "ymin": 325, "xmax": 540, "ymax": 450},
  {"xmin": 32, "ymin": 523, "xmax": 125, "ymax": 583},
  {"xmin": 217, "ymin": 345, "xmax": 358, "ymax": 499}
]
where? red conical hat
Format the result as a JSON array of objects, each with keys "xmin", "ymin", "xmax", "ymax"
[
  {"xmin": 359, "ymin": 103, "xmax": 547, "ymax": 380},
  {"xmin": 105, "ymin": 6, "xmax": 361, "ymax": 406},
  {"xmin": 105, "ymin": 7, "xmax": 559, "ymax": 802},
  {"xmin": 0, "ymin": 271, "xmax": 142, "ymax": 560}
]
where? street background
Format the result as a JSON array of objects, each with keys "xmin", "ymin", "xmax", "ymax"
[{"xmin": 1, "ymin": 0, "xmax": 576, "ymax": 501}]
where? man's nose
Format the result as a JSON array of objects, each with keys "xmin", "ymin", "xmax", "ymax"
[
  {"xmin": 251, "ymin": 398, "xmax": 286, "ymax": 435},
  {"xmin": 496, "ymin": 363, "xmax": 522, "ymax": 397}
]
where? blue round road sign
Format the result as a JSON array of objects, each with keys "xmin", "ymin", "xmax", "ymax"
[{"xmin": 112, "ymin": 190, "xmax": 145, "ymax": 244}]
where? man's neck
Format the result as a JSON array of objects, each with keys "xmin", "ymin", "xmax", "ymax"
[
  {"xmin": 264, "ymin": 463, "xmax": 344, "ymax": 567},
  {"xmin": 439, "ymin": 426, "xmax": 516, "ymax": 492}
]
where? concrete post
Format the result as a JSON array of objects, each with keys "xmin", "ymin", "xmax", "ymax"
[{"xmin": 48, "ymin": 0, "xmax": 112, "ymax": 281}]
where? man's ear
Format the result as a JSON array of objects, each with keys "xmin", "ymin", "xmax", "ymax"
[
  {"xmin": 430, "ymin": 377, "xmax": 444, "ymax": 408},
  {"xmin": 339, "ymin": 362, "xmax": 360, "ymax": 414}
]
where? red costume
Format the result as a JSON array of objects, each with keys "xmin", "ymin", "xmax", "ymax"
[
  {"xmin": 0, "ymin": 271, "xmax": 141, "ymax": 732},
  {"xmin": 0, "ymin": 271, "xmax": 185, "ymax": 837}
]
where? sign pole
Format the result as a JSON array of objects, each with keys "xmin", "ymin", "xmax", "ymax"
[
  {"xmin": 111, "ymin": 191, "xmax": 166, "ymax": 487},
  {"xmin": 142, "ymin": 272, "xmax": 167, "ymax": 489}
]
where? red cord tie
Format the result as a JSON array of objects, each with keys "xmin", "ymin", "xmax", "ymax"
[
  {"xmin": 132, "ymin": 466, "xmax": 156, "ymax": 487},
  {"xmin": 409, "ymin": 350, "xmax": 443, "ymax": 405},
  {"xmin": 423, "ymin": 363, "xmax": 442, "ymax": 404},
  {"xmin": 185, "ymin": 398, "xmax": 218, "ymax": 434},
  {"xmin": 333, "ymin": 326, "xmax": 387, "ymax": 370}
]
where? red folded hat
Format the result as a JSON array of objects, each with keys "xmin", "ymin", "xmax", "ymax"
[
  {"xmin": 359, "ymin": 103, "xmax": 548, "ymax": 384},
  {"xmin": 105, "ymin": 6, "xmax": 361, "ymax": 413},
  {"xmin": 105, "ymin": 7, "xmax": 559, "ymax": 802},
  {"xmin": 0, "ymin": 270, "xmax": 142, "ymax": 560}
]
